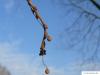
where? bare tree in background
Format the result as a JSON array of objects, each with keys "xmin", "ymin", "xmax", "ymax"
[{"xmin": 53, "ymin": 0, "xmax": 100, "ymax": 67}]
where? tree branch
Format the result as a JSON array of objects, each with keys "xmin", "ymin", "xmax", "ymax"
[
  {"xmin": 68, "ymin": 0, "xmax": 100, "ymax": 19},
  {"xmin": 90, "ymin": 0, "xmax": 100, "ymax": 10}
]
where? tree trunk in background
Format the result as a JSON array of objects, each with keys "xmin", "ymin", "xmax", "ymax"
[{"xmin": 0, "ymin": 65, "xmax": 10, "ymax": 75}]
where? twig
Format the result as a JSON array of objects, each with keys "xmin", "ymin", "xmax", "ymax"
[
  {"xmin": 90, "ymin": 0, "xmax": 100, "ymax": 10},
  {"xmin": 27, "ymin": 0, "xmax": 52, "ymax": 56}
]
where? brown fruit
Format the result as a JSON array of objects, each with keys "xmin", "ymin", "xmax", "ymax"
[
  {"xmin": 45, "ymin": 67, "xmax": 50, "ymax": 74},
  {"xmin": 47, "ymin": 35, "xmax": 52, "ymax": 41}
]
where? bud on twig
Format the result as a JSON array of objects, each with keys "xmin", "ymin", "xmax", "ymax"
[
  {"xmin": 44, "ymin": 25, "xmax": 48, "ymax": 29},
  {"xmin": 44, "ymin": 31, "xmax": 48, "ymax": 38}
]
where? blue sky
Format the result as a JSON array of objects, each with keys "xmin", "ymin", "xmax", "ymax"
[{"xmin": 0, "ymin": 0, "xmax": 100, "ymax": 75}]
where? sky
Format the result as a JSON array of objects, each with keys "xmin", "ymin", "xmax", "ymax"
[{"xmin": 0, "ymin": 0, "xmax": 100, "ymax": 75}]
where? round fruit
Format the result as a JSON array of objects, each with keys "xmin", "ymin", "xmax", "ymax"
[
  {"xmin": 47, "ymin": 35, "xmax": 52, "ymax": 41},
  {"xmin": 45, "ymin": 67, "xmax": 50, "ymax": 74}
]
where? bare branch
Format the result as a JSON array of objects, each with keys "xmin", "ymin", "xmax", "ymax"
[
  {"xmin": 53, "ymin": 0, "xmax": 100, "ymax": 70},
  {"xmin": 68, "ymin": 0, "xmax": 100, "ymax": 19},
  {"xmin": 90, "ymin": 0, "xmax": 100, "ymax": 10}
]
